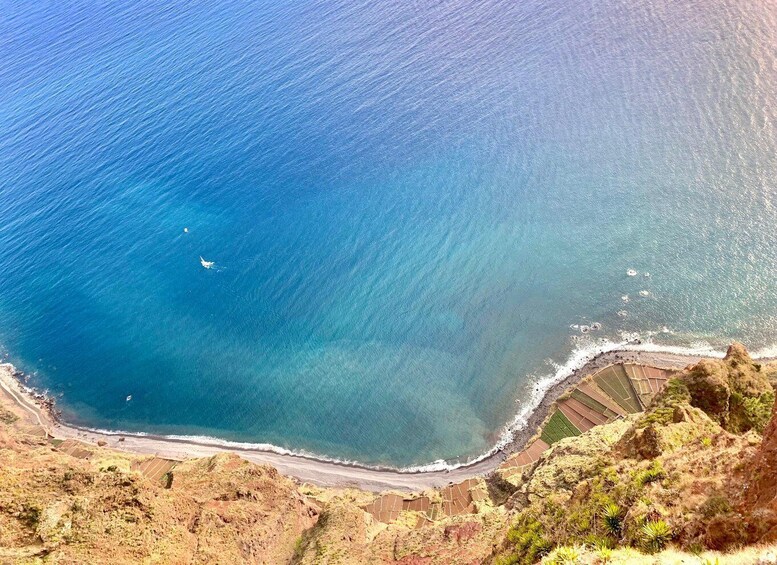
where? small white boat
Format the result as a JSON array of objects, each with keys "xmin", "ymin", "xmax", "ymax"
[
  {"xmin": 626, "ymin": 269, "xmax": 638, "ymax": 277},
  {"xmin": 200, "ymin": 256, "xmax": 214, "ymax": 269},
  {"xmin": 639, "ymin": 290, "xmax": 650, "ymax": 297},
  {"xmin": 126, "ymin": 395, "xmax": 132, "ymax": 402}
]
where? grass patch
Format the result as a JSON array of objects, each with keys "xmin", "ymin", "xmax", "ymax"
[
  {"xmin": 496, "ymin": 513, "xmax": 553, "ymax": 565},
  {"xmin": 634, "ymin": 461, "xmax": 665, "ymax": 488}
]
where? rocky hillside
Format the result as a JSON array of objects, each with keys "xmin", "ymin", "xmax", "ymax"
[
  {"xmin": 1, "ymin": 345, "xmax": 777, "ymax": 564},
  {"xmin": 492, "ymin": 343, "xmax": 777, "ymax": 564}
]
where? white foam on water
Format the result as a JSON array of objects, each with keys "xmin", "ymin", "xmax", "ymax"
[{"xmin": 753, "ymin": 344, "xmax": 777, "ymax": 358}]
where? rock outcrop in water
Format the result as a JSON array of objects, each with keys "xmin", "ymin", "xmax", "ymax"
[{"xmin": 2, "ymin": 345, "xmax": 777, "ymax": 564}]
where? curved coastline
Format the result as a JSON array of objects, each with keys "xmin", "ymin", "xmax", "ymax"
[{"xmin": 2, "ymin": 343, "xmax": 774, "ymax": 491}]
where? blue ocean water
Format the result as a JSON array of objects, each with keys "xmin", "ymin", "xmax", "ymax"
[{"xmin": 1, "ymin": 0, "xmax": 775, "ymax": 468}]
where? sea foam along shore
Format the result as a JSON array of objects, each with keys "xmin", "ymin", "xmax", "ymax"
[{"xmin": 1, "ymin": 341, "xmax": 773, "ymax": 492}]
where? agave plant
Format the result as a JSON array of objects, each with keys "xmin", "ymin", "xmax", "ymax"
[
  {"xmin": 641, "ymin": 519, "xmax": 672, "ymax": 553},
  {"xmin": 601, "ymin": 502, "xmax": 622, "ymax": 536}
]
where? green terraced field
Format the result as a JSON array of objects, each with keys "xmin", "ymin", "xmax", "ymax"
[{"xmin": 541, "ymin": 409, "xmax": 582, "ymax": 444}]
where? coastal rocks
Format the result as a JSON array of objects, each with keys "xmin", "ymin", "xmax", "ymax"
[
  {"xmin": 615, "ymin": 375, "xmax": 723, "ymax": 461},
  {"xmin": 3, "ymin": 348, "xmax": 777, "ymax": 563},
  {"xmin": 683, "ymin": 359, "xmax": 731, "ymax": 423},
  {"xmin": 681, "ymin": 343, "xmax": 774, "ymax": 433}
]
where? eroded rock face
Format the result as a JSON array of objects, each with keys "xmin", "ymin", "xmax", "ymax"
[
  {"xmin": 680, "ymin": 343, "xmax": 774, "ymax": 433},
  {"xmin": 683, "ymin": 359, "xmax": 731, "ymax": 423},
  {"xmin": 746, "ymin": 401, "xmax": 777, "ymax": 525}
]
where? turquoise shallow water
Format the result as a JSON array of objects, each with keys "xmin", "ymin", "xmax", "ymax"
[{"xmin": 1, "ymin": 0, "xmax": 776, "ymax": 467}]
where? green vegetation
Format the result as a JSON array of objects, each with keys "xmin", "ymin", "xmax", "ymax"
[
  {"xmin": 601, "ymin": 502, "xmax": 622, "ymax": 536},
  {"xmin": 497, "ymin": 514, "xmax": 553, "ymax": 565},
  {"xmin": 596, "ymin": 546, "xmax": 613, "ymax": 563},
  {"xmin": 570, "ymin": 389, "xmax": 619, "ymax": 420},
  {"xmin": 545, "ymin": 545, "xmax": 581, "ymax": 564},
  {"xmin": 19, "ymin": 504, "xmax": 41, "ymax": 528},
  {"xmin": 640, "ymin": 520, "xmax": 672, "ymax": 553},
  {"xmin": 699, "ymin": 494, "xmax": 731, "ymax": 519},
  {"xmin": 634, "ymin": 461, "xmax": 665, "ymax": 488},
  {"xmin": 541, "ymin": 410, "xmax": 581, "ymax": 445},
  {"xmin": 732, "ymin": 390, "xmax": 775, "ymax": 433},
  {"xmin": 638, "ymin": 379, "xmax": 691, "ymax": 428}
]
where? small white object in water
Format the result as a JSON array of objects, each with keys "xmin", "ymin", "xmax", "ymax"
[
  {"xmin": 591, "ymin": 322, "xmax": 602, "ymax": 331},
  {"xmin": 126, "ymin": 395, "xmax": 132, "ymax": 402},
  {"xmin": 617, "ymin": 310, "xmax": 628, "ymax": 317},
  {"xmin": 580, "ymin": 325, "xmax": 590, "ymax": 334},
  {"xmin": 639, "ymin": 290, "xmax": 650, "ymax": 297},
  {"xmin": 627, "ymin": 269, "xmax": 637, "ymax": 276},
  {"xmin": 621, "ymin": 295, "xmax": 630, "ymax": 302},
  {"xmin": 184, "ymin": 227, "xmax": 189, "ymax": 233},
  {"xmin": 661, "ymin": 326, "xmax": 670, "ymax": 333},
  {"xmin": 643, "ymin": 272, "xmax": 650, "ymax": 277},
  {"xmin": 200, "ymin": 256, "xmax": 215, "ymax": 269}
]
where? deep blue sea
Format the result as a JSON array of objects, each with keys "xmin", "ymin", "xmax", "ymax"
[{"xmin": 1, "ymin": 0, "xmax": 776, "ymax": 468}]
